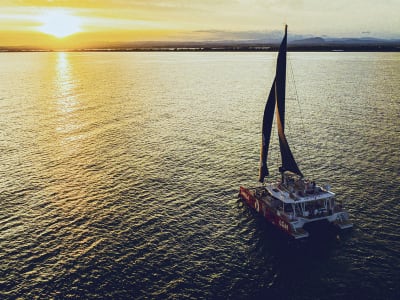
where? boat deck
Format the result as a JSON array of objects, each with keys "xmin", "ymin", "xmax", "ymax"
[
  {"xmin": 250, "ymin": 184, "xmax": 350, "ymax": 223},
  {"xmin": 266, "ymin": 182, "xmax": 334, "ymax": 204}
]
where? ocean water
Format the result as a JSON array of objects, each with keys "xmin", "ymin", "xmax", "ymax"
[{"xmin": 0, "ymin": 51, "xmax": 399, "ymax": 299}]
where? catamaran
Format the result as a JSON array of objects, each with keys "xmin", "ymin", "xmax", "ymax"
[{"xmin": 239, "ymin": 25, "xmax": 353, "ymax": 239}]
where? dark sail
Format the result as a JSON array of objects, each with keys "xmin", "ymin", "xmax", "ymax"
[
  {"xmin": 276, "ymin": 103, "xmax": 304, "ymax": 177},
  {"xmin": 276, "ymin": 25, "xmax": 288, "ymax": 132},
  {"xmin": 275, "ymin": 25, "xmax": 303, "ymax": 177},
  {"xmin": 259, "ymin": 78, "xmax": 276, "ymax": 182},
  {"xmin": 259, "ymin": 25, "xmax": 303, "ymax": 180}
]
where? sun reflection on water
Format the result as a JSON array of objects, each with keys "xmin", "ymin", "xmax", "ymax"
[
  {"xmin": 55, "ymin": 52, "xmax": 78, "ymax": 115},
  {"xmin": 54, "ymin": 52, "xmax": 86, "ymax": 146},
  {"xmin": 49, "ymin": 52, "xmax": 109, "ymax": 220}
]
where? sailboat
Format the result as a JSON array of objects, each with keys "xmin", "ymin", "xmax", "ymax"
[{"xmin": 238, "ymin": 25, "xmax": 352, "ymax": 239}]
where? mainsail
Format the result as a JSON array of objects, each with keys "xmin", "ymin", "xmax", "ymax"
[{"xmin": 259, "ymin": 25, "xmax": 303, "ymax": 183}]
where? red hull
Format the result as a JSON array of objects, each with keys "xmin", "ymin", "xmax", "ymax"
[{"xmin": 239, "ymin": 186, "xmax": 294, "ymax": 237}]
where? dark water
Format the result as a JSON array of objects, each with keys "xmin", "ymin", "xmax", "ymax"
[{"xmin": 0, "ymin": 52, "xmax": 399, "ymax": 299}]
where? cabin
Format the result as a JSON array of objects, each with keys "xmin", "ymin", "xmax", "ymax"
[{"xmin": 265, "ymin": 171, "xmax": 343, "ymax": 221}]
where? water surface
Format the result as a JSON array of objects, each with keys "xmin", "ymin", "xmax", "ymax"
[{"xmin": 0, "ymin": 51, "xmax": 399, "ymax": 299}]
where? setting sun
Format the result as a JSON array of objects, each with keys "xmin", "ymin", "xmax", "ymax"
[
  {"xmin": 37, "ymin": 10, "xmax": 82, "ymax": 38},
  {"xmin": 0, "ymin": 0, "xmax": 399, "ymax": 50}
]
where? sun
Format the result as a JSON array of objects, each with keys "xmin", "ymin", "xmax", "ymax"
[{"xmin": 38, "ymin": 10, "xmax": 82, "ymax": 38}]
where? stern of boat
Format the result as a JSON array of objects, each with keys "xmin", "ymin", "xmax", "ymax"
[
  {"xmin": 332, "ymin": 211, "xmax": 353, "ymax": 230},
  {"xmin": 289, "ymin": 225, "xmax": 309, "ymax": 239}
]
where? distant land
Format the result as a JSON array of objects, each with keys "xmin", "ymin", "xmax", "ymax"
[{"xmin": 1, "ymin": 35, "xmax": 400, "ymax": 52}]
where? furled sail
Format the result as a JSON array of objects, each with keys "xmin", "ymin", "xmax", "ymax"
[{"xmin": 259, "ymin": 25, "xmax": 303, "ymax": 181}]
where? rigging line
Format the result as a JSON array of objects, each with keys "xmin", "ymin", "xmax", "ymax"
[
  {"xmin": 288, "ymin": 54, "xmax": 314, "ymax": 179},
  {"xmin": 288, "ymin": 54, "xmax": 306, "ymax": 137}
]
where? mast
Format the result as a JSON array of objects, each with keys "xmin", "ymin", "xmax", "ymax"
[
  {"xmin": 259, "ymin": 25, "xmax": 303, "ymax": 182},
  {"xmin": 276, "ymin": 24, "xmax": 287, "ymax": 132},
  {"xmin": 275, "ymin": 25, "xmax": 303, "ymax": 178}
]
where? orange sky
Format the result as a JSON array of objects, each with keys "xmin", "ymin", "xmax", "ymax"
[
  {"xmin": 0, "ymin": 1, "xmax": 184, "ymax": 49},
  {"xmin": 1, "ymin": 0, "xmax": 399, "ymax": 50}
]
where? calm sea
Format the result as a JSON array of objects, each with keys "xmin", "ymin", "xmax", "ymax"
[{"xmin": 0, "ymin": 51, "xmax": 399, "ymax": 299}]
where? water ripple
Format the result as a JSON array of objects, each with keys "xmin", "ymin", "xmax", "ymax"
[{"xmin": 0, "ymin": 52, "xmax": 399, "ymax": 299}]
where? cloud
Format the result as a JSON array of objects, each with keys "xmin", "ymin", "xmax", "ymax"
[{"xmin": 1, "ymin": 0, "xmax": 399, "ymax": 39}]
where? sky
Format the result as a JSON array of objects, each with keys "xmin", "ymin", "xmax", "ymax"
[{"xmin": 1, "ymin": 0, "xmax": 399, "ymax": 49}]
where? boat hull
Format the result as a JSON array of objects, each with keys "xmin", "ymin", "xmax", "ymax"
[
  {"xmin": 239, "ymin": 186, "xmax": 352, "ymax": 239},
  {"xmin": 239, "ymin": 186, "xmax": 309, "ymax": 239}
]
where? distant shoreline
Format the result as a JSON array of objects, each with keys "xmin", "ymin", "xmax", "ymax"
[
  {"xmin": 3, "ymin": 35, "xmax": 400, "ymax": 52},
  {"xmin": 0, "ymin": 48, "xmax": 400, "ymax": 53},
  {"xmin": 1, "ymin": 45, "xmax": 400, "ymax": 53}
]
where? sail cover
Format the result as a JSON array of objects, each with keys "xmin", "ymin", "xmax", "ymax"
[{"xmin": 259, "ymin": 25, "xmax": 303, "ymax": 182}]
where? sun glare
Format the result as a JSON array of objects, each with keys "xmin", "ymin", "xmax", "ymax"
[{"xmin": 38, "ymin": 10, "xmax": 82, "ymax": 38}]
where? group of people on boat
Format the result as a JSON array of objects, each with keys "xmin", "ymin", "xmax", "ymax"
[{"xmin": 280, "ymin": 175, "xmax": 321, "ymax": 198}]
